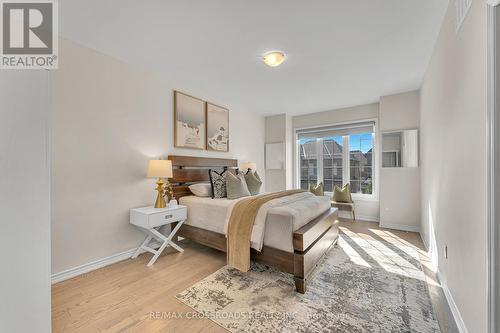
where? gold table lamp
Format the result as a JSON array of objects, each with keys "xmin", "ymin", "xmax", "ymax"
[{"xmin": 147, "ymin": 160, "xmax": 173, "ymax": 208}]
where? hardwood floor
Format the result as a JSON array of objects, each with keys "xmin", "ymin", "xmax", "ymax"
[{"xmin": 52, "ymin": 220, "xmax": 458, "ymax": 333}]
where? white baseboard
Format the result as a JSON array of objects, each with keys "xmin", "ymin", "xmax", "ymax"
[
  {"xmin": 356, "ymin": 215, "xmax": 380, "ymax": 223},
  {"xmin": 51, "ymin": 242, "xmax": 160, "ymax": 284},
  {"xmin": 436, "ymin": 269, "xmax": 469, "ymax": 333},
  {"xmin": 420, "ymin": 233, "xmax": 429, "ymax": 251},
  {"xmin": 379, "ymin": 223, "xmax": 420, "ymax": 233},
  {"xmin": 338, "ymin": 211, "xmax": 379, "ymax": 222}
]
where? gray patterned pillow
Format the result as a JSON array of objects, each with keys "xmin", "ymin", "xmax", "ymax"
[
  {"xmin": 245, "ymin": 170, "xmax": 262, "ymax": 195},
  {"xmin": 208, "ymin": 169, "xmax": 227, "ymax": 198},
  {"xmin": 226, "ymin": 172, "xmax": 251, "ymax": 199}
]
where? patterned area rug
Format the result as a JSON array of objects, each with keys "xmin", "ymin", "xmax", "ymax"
[{"xmin": 176, "ymin": 229, "xmax": 440, "ymax": 332}]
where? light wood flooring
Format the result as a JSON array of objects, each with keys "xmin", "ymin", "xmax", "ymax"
[{"xmin": 52, "ymin": 219, "xmax": 458, "ymax": 333}]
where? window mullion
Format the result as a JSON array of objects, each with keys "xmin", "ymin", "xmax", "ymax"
[
  {"xmin": 372, "ymin": 132, "xmax": 375, "ymax": 195},
  {"xmin": 317, "ymin": 138, "xmax": 324, "ymax": 185},
  {"xmin": 343, "ymin": 136, "xmax": 349, "ymax": 186}
]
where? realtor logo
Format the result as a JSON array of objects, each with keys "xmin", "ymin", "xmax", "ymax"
[{"xmin": 1, "ymin": 0, "xmax": 58, "ymax": 69}]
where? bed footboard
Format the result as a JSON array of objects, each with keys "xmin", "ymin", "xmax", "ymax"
[
  {"xmin": 174, "ymin": 207, "xmax": 339, "ymax": 294},
  {"xmin": 292, "ymin": 208, "xmax": 339, "ymax": 293}
]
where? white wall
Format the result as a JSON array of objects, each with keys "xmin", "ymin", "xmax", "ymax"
[
  {"xmin": 292, "ymin": 103, "xmax": 380, "ymax": 221},
  {"xmin": 293, "ymin": 103, "xmax": 379, "ymax": 129},
  {"xmin": 380, "ymin": 91, "xmax": 420, "ymax": 131},
  {"xmin": 494, "ymin": 5, "xmax": 500, "ymax": 332},
  {"xmin": 379, "ymin": 91, "xmax": 421, "ymax": 232},
  {"xmin": 265, "ymin": 114, "xmax": 294, "ymax": 192},
  {"xmin": 0, "ymin": 71, "xmax": 51, "ymax": 332},
  {"xmin": 285, "ymin": 114, "xmax": 294, "ymax": 189},
  {"xmin": 379, "ymin": 168, "xmax": 421, "ymax": 231},
  {"xmin": 50, "ymin": 39, "xmax": 265, "ymax": 274},
  {"xmin": 420, "ymin": 0, "xmax": 488, "ymax": 331}
]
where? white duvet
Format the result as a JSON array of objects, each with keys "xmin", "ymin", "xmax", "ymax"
[
  {"xmin": 179, "ymin": 192, "xmax": 331, "ymax": 252},
  {"xmin": 223, "ymin": 191, "xmax": 330, "ymax": 251}
]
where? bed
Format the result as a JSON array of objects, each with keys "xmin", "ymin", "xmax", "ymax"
[{"xmin": 168, "ymin": 155, "xmax": 339, "ymax": 293}]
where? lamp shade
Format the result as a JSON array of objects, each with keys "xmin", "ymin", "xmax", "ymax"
[
  {"xmin": 147, "ymin": 160, "xmax": 173, "ymax": 178},
  {"xmin": 241, "ymin": 162, "xmax": 256, "ymax": 171}
]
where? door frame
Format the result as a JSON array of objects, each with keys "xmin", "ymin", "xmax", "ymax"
[{"xmin": 487, "ymin": 2, "xmax": 499, "ymax": 333}]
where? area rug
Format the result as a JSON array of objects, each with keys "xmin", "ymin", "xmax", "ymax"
[{"xmin": 176, "ymin": 230, "xmax": 440, "ymax": 332}]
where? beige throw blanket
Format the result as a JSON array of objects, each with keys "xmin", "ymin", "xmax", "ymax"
[{"xmin": 226, "ymin": 189, "xmax": 305, "ymax": 272}]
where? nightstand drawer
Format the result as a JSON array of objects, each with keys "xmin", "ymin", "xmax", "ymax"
[{"xmin": 148, "ymin": 208, "xmax": 187, "ymax": 228}]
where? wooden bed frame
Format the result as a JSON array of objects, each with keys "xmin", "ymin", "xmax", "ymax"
[{"xmin": 168, "ymin": 155, "xmax": 339, "ymax": 293}]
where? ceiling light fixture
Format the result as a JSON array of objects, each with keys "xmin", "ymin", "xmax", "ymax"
[{"xmin": 262, "ymin": 51, "xmax": 286, "ymax": 67}]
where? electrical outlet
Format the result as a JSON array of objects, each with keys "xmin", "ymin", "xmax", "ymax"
[{"xmin": 444, "ymin": 245, "xmax": 448, "ymax": 259}]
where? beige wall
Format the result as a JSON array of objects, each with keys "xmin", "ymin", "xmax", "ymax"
[
  {"xmin": 292, "ymin": 103, "xmax": 380, "ymax": 221},
  {"xmin": 50, "ymin": 39, "xmax": 265, "ymax": 274},
  {"xmin": 420, "ymin": 0, "xmax": 488, "ymax": 331},
  {"xmin": 379, "ymin": 91, "xmax": 421, "ymax": 231}
]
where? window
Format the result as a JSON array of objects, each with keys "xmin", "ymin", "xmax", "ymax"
[
  {"xmin": 322, "ymin": 136, "xmax": 343, "ymax": 192},
  {"xmin": 297, "ymin": 122, "xmax": 375, "ymax": 196},
  {"xmin": 299, "ymin": 138, "xmax": 318, "ymax": 189},
  {"xmin": 349, "ymin": 133, "xmax": 373, "ymax": 195}
]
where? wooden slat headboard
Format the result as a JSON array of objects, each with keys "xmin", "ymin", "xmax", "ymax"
[{"xmin": 167, "ymin": 155, "xmax": 238, "ymax": 200}]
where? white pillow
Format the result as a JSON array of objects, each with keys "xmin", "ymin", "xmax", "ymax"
[{"xmin": 188, "ymin": 183, "xmax": 212, "ymax": 197}]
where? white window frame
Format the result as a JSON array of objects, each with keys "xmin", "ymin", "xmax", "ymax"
[{"xmin": 294, "ymin": 118, "xmax": 379, "ymax": 201}]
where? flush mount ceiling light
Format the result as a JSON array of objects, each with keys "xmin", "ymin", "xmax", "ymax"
[{"xmin": 262, "ymin": 51, "xmax": 286, "ymax": 67}]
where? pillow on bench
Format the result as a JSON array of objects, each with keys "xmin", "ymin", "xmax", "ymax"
[{"xmin": 332, "ymin": 184, "xmax": 352, "ymax": 203}]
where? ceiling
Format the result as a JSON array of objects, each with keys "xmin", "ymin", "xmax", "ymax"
[{"xmin": 60, "ymin": 0, "xmax": 448, "ymax": 116}]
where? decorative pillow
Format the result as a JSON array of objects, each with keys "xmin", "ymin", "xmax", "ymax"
[
  {"xmin": 333, "ymin": 184, "xmax": 352, "ymax": 203},
  {"xmin": 188, "ymin": 183, "xmax": 212, "ymax": 197},
  {"xmin": 309, "ymin": 182, "xmax": 324, "ymax": 196},
  {"xmin": 244, "ymin": 170, "xmax": 262, "ymax": 195},
  {"xmin": 226, "ymin": 172, "xmax": 251, "ymax": 199},
  {"xmin": 227, "ymin": 168, "xmax": 239, "ymax": 176},
  {"xmin": 208, "ymin": 169, "xmax": 227, "ymax": 198}
]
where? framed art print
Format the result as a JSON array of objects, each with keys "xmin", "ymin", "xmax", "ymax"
[
  {"xmin": 174, "ymin": 91, "xmax": 206, "ymax": 150},
  {"xmin": 206, "ymin": 102, "xmax": 229, "ymax": 152}
]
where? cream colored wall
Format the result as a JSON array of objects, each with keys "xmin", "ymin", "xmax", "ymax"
[
  {"xmin": 50, "ymin": 39, "xmax": 265, "ymax": 274},
  {"xmin": 292, "ymin": 103, "xmax": 380, "ymax": 221},
  {"xmin": 379, "ymin": 91, "xmax": 421, "ymax": 231},
  {"xmin": 420, "ymin": 0, "xmax": 488, "ymax": 331}
]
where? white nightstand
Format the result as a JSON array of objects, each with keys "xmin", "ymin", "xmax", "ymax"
[{"xmin": 130, "ymin": 205, "xmax": 187, "ymax": 266}]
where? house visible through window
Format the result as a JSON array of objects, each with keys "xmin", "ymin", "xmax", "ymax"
[{"xmin": 297, "ymin": 122, "xmax": 375, "ymax": 196}]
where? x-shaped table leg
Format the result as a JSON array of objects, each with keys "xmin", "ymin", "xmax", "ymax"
[{"xmin": 131, "ymin": 220, "xmax": 185, "ymax": 266}]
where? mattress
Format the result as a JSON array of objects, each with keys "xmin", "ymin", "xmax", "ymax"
[
  {"xmin": 179, "ymin": 196, "xmax": 236, "ymax": 234},
  {"xmin": 179, "ymin": 193, "xmax": 331, "ymax": 253}
]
